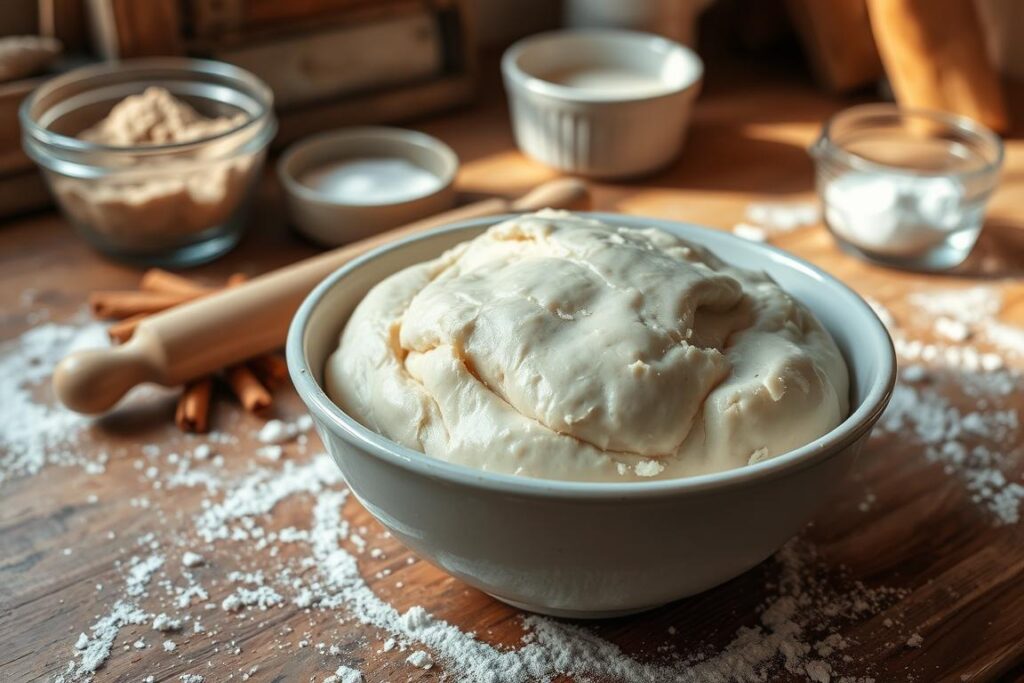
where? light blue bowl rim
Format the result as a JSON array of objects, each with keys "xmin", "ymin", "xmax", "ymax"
[{"xmin": 287, "ymin": 213, "xmax": 896, "ymax": 500}]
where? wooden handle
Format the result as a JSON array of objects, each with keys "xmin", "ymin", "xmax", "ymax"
[
  {"xmin": 54, "ymin": 178, "xmax": 590, "ymax": 414},
  {"xmin": 866, "ymin": 0, "xmax": 1009, "ymax": 133}
]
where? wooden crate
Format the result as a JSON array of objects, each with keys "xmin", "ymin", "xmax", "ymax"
[{"xmin": 85, "ymin": 0, "xmax": 478, "ymax": 145}]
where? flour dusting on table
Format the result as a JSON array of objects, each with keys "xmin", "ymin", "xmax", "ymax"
[{"xmin": 3, "ymin": 284, "xmax": 1021, "ymax": 681}]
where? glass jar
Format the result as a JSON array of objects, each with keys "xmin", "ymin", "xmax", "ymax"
[
  {"xmin": 810, "ymin": 104, "xmax": 1003, "ymax": 271},
  {"xmin": 21, "ymin": 58, "xmax": 276, "ymax": 267}
]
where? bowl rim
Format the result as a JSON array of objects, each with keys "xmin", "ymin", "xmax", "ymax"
[
  {"xmin": 811, "ymin": 103, "xmax": 1005, "ymax": 180},
  {"xmin": 287, "ymin": 213, "xmax": 896, "ymax": 500},
  {"xmin": 501, "ymin": 28, "xmax": 704, "ymax": 104},
  {"xmin": 276, "ymin": 126, "xmax": 459, "ymax": 209}
]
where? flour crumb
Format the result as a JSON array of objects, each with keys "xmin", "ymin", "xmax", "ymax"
[
  {"xmin": 745, "ymin": 200, "xmax": 819, "ymax": 231},
  {"xmin": 182, "ymin": 551, "xmax": 204, "ymax": 568},
  {"xmin": 257, "ymin": 415, "xmax": 314, "ymax": 444},
  {"xmin": 935, "ymin": 317, "xmax": 970, "ymax": 342},
  {"xmin": 152, "ymin": 613, "xmax": 182, "ymax": 631},
  {"xmin": 634, "ymin": 459, "xmax": 665, "ymax": 477},
  {"xmin": 906, "ymin": 633, "xmax": 924, "ymax": 648},
  {"xmin": 805, "ymin": 660, "xmax": 832, "ymax": 683},
  {"xmin": 732, "ymin": 222, "xmax": 768, "ymax": 242},
  {"xmin": 163, "ymin": 639, "xmax": 177, "ymax": 652},
  {"xmin": 406, "ymin": 650, "xmax": 433, "ymax": 669},
  {"xmin": 257, "ymin": 445, "xmax": 284, "ymax": 461},
  {"xmin": 179, "ymin": 675, "xmax": 205, "ymax": 683},
  {"xmin": 331, "ymin": 665, "xmax": 363, "ymax": 683}
]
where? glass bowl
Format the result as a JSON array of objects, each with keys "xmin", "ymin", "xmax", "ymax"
[
  {"xmin": 810, "ymin": 104, "xmax": 1003, "ymax": 271},
  {"xmin": 21, "ymin": 58, "xmax": 276, "ymax": 267}
]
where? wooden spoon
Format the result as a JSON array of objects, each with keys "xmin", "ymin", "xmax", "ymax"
[{"xmin": 54, "ymin": 178, "xmax": 591, "ymax": 414}]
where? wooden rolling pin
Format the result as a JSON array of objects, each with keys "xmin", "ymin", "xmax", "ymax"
[{"xmin": 54, "ymin": 178, "xmax": 590, "ymax": 414}]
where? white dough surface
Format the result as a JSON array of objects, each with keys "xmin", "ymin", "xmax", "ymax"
[{"xmin": 326, "ymin": 211, "xmax": 849, "ymax": 481}]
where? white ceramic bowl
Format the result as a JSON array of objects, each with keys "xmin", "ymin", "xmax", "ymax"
[
  {"xmin": 277, "ymin": 127, "xmax": 458, "ymax": 247},
  {"xmin": 502, "ymin": 30, "xmax": 703, "ymax": 178},
  {"xmin": 287, "ymin": 213, "xmax": 895, "ymax": 618}
]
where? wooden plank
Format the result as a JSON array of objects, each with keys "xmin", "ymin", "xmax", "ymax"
[
  {"xmin": 208, "ymin": 9, "xmax": 444, "ymax": 109},
  {"xmin": 185, "ymin": 0, "xmax": 431, "ymax": 46},
  {"xmin": 866, "ymin": 0, "xmax": 1009, "ymax": 132},
  {"xmin": 39, "ymin": 0, "xmax": 89, "ymax": 52},
  {"xmin": 187, "ymin": 0, "xmax": 404, "ymax": 40},
  {"xmin": 85, "ymin": 0, "xmax": 182, "ymax": 59},
  {"xmin": 0, "ymin": 0, "xmax": 40, "ymax": 36},
  {"xmin": 786, "ymin": 0, "xmax": 882, "ymax": 92},
  {"xmin": 274, "ymin": 73, "xmax": 476, "ymax": 147},
  {"xmin": 1, "ymin": 53, "xmax": 1024, "ymax": 683}
]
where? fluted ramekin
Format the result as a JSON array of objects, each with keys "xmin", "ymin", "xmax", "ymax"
[
  {"xmin": 287, "ymin": 213, "xmax": 896, "ymax": 618},
  {"xmin": 502, "ymin": 30, "xmax": 703, "ymax": 178}
]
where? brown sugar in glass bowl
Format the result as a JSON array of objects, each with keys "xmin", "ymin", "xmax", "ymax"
[{"xmin": 21, "ymin": 58, "xmax": 276, "ymax": 267}]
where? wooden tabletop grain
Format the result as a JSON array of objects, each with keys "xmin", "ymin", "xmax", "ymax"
[{"xmin": 3, "ymin": 55, "xmax": 1024, "ymax": 683}]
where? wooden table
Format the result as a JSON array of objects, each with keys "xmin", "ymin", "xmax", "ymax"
[{"xmin": 3, "ymin": 55, "xmax": 1024, "ymax": 683}]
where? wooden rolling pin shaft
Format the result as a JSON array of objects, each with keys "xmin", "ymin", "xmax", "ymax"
[{"xmin": 54, "ymin": 179, "xmax": 590, "ymax": 414}]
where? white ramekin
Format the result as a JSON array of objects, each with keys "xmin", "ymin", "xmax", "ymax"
[
  {"xmin": 287, "ymin": 214, "xmax": 895, "ymax": 618},
  {"xmin": 277, "ymin": 127, "xmax": 458, "ymax": 247},
  {"xmin": 501, "ymin": 30, "xmax": 704, "ymax": 179}
]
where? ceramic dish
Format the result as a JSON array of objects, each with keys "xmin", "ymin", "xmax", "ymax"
[
  {"xmin": 502, "ymin": 29, "xmax": 703, "ymax": 178},
  {"xmin": 287, "ymin": 213, "xmax": 896, "ymax": 618},
  {"xmin": 277, "ymin": 127, "xmax": 458, "ymax": 247}
]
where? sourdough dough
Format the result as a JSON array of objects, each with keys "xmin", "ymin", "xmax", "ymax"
[{"xmin": 326, "ymin": 211, "xmax": 849, "ymax": 482}]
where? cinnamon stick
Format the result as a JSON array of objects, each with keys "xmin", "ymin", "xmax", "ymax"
[
  {"xmin": 224, "ymin": 364, "xmax": 272, "ymax": 413},
  {"xmin": 89, "ymin": 290, "xmax": 198, "ymax": 320},
  {"xmin": 140, "ymin": 268, "xmax": 214, "ymax": 297},
  {"xmin": 107, "ymin": 312, "xmax": 149, "ymax": 344},
  {"xmin": 249, "ymin": 353, "xmax": 289, "ymax": 388},
  {"xmin": 175, "ymin": 377, "xmax": 213, "ymax": 433}
]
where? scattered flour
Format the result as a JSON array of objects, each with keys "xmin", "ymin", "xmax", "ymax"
[
  {"xmin": 181, "ymin": 551, "xmax": 204, "ymax": 568},
  {"xmin": 731, "ymin": 222, "xmax": 767, "ymax": 242},
  {"xmin": 0, "ymin": 319, "xmax": 107, "ymax": 482},
  {"xmin": 257, "ymin": 415, "xmax": 314, "ymax": 444},
  {"xmin": 326, "ymin": 666, "xmax": 363, "ymax": 683},
  {"xmin": 745, "ymin": 200, "xmax": 820, "ymax": 231},
  {"xmin": 732, "ymin": 200, "xmax": 819, "ymax": 242},
  {"xmin": 21, "ymin": 287, "xmax": 1024, "ymax": 682},
  {"xmin": 405, "ymin": 650, "xmax": 433, "ymax": 669},
  {"xmin": 152, "ymin": 613, "xmax": 182, "ymax": 631}
]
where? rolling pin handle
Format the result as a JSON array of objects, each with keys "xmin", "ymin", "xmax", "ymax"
[
  {"xmin": 511, "ymin": 178, "xmax": 591, "ymax": 212},
  {"xmin": 52, "ymin": 334, "xmax": 164, "ymax": 415}
]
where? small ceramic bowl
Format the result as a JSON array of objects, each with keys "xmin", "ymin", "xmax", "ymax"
[
  {"xmin": 502, "ymin": 29, "xmax": 703, "ymax": 178},
  {"xmin": 278, "ymin": 127, "xmax": 458, "ymax": 246},
  {"xmin": 287, "ymin": 214, "xmax": 895, "ymax": 618}
]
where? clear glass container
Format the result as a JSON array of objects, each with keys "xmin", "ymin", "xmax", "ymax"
[
  {"xmin": 21, "ymin": 58, "xmax": 276, "ymax": 267},
  {"xmin": 810, "ymin": 104, "xmax": 1003, "ymax": 271}
]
